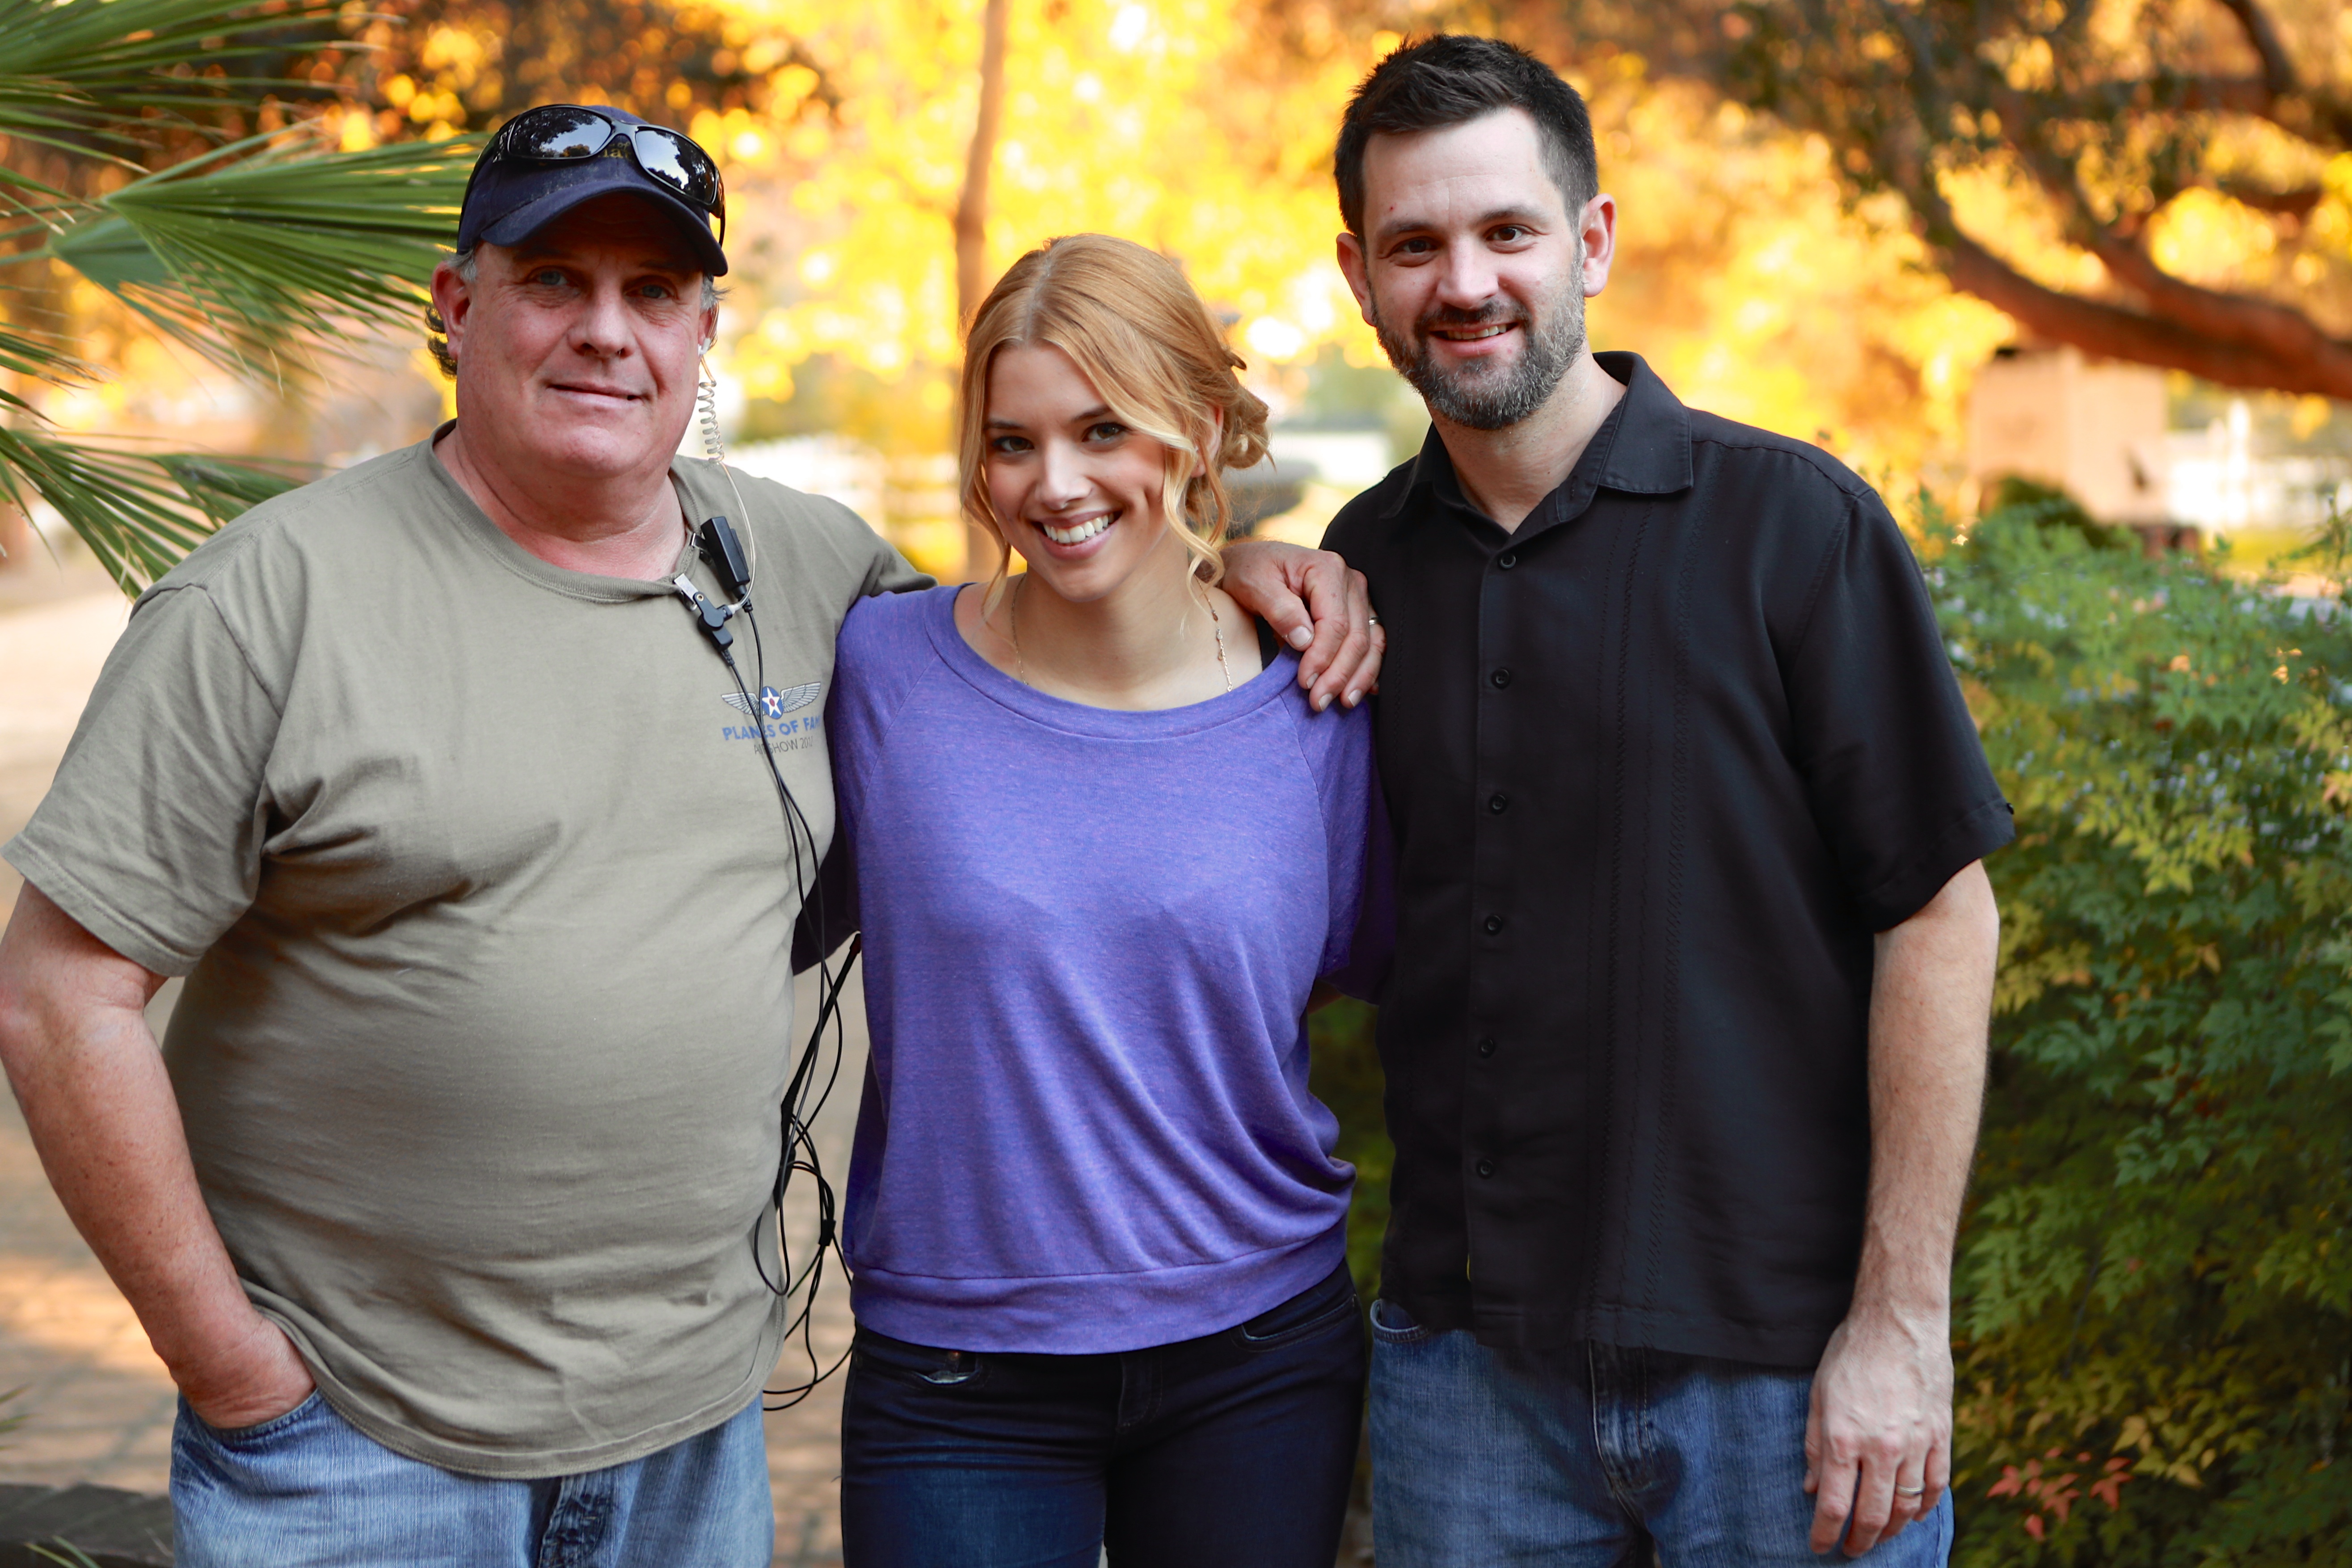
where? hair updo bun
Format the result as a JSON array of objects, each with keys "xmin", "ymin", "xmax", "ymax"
[{"xmin": 1218, "ymin": 370, "xmax": 1272, "ymax": 479}]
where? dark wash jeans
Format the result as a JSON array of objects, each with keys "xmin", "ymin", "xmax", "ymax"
[{"xmin": 839, "ymin": 1260, "xmax": 1365, "ymax": 1568}]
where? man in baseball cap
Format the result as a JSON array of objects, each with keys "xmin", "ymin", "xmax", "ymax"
[
  {"xmin": 2, "ymin": 104, "xmax": 854, "ymax": 1565},
  {"xmin": 0, "ymin": 99, "xmax": 1384, "ymax": 1566}
]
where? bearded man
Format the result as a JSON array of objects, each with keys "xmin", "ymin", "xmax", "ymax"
[{"xmin": 1320, "ymin": 36, "xmax": 2011, "ymax": 1566}]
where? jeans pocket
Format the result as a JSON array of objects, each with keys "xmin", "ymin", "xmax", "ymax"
[
  {"xmin": 186, "ymin": 1390, "xmax": 325, "ymax": 1450},
  {"xmin": 1236, "ymin": 1265, "xmax": 1357, "ymax": 1351},
  {"xmin": 852, "ymin": 1328, "xmax": 986, "ymax": 1389},
  {"xmin": 1367, "ymin": 1297, "xmax": 1432, "ymax": 1346}
]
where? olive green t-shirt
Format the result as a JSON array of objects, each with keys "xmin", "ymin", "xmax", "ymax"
[{"xmin": 3, "ymin": 431, "xmax": 927, "ymax": 1476}]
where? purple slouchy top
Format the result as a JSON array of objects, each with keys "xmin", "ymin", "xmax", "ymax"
[{"xmin": 825, "ymin": 585, "xmax": 1386, "ymax": 1354}]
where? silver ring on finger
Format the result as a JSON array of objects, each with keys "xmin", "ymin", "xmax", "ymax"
[{"xmin": 1894, "ymin": 1485, "xmax": 1926, "ymax": 1498}]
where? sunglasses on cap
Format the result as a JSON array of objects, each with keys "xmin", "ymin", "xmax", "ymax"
[{"xmin": 469, "ymin": 105, "xmax": 727, "ymax": 242}]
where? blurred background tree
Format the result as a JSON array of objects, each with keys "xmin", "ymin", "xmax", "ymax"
[
  {"xmin": 334, "ymin": 0, "xmax": 831, "ymax": 140},
  {"xmin": 1719, "ymin": 0, "xmax": 2352, "ymax": 396},
  {"xmin": 0, "ymin": 0, "xmax": 472, "ymax": 588},
  {"xmin": 24, "ymin": 0, "xmax": 2352, "ymax": 565},
  {"xmin": 1431, "ymin": 0, "xmax": 2352, "ymax": 398}
]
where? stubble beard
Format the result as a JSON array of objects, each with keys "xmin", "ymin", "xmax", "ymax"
[{"xmin": 1370, "ymin": 262, "xmax": 1587, "ymax": 433}]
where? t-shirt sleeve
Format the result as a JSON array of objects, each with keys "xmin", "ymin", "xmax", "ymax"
[
  {"xmin": 1784, "ymin": 490, "xmax": 2012, "ymax": 931},
  {"xmin": 761, "ymin": 483, "xmax": 931, "ymax": 602},
  {"xmin": 858, "ymin": 529, "xmax": 934, "ymax": 598},
  {"xmin": 2, "ymin": 584, "xmax": 282, "ymax": 975}
]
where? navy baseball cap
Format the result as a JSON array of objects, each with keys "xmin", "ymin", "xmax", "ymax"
[{"xmin": 457, "ymin": 105, "xmax": 729, "ymax": 277}]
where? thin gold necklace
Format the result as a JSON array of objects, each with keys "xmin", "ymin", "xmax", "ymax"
[{"xmin": 1007, "ymin": 574, "xmax": 1231, "ymax": 694}]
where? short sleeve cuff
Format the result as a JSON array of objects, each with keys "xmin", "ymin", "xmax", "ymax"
[
  {"xmin": 1851, "ymin": 794, "xmax": 2015, "ymax": 932},
  {"xmin": 1, "ymin": 836, "xmax": 205, "ymax": 977}
]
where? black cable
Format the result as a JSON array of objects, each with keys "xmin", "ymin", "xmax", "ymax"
[
  {"xmin": 709, "ymin": 599, "xmax": 861, "ymax": 1410},
  {"xmin": 678, "ymin": 407, "xmax": 861, "ymax": 1405}
]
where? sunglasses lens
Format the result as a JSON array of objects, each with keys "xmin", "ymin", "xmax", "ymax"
[
  {"xmin": 630, "ymin": 128, "xmax": 721, "ymax": 207},
  {"xmin": 506, "ymin": 106, "xmax": 614, "ymax": 160}
]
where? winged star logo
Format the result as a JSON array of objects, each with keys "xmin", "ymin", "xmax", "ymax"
[{"xmin": 724, "ymin": 682, "xmax": 822, "ymax": 721}]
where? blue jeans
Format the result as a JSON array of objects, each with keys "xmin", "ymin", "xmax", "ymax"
[
  {"xmin": 839, "ymin": 1260, "xmax": 1365, "ymax": 1568},
  {"xmin": 171, "ymin": 1388, "xmax": 773, "ymax": 1567},
  {"xmin": 1368, "ymin": 1302, "xmax": 1954, "ymax": 1567}
]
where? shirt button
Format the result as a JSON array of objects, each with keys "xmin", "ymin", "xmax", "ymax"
[
  {"xmin": 1477, "ymin": 1036, "xmax": 1498, "ymax": 1058},
  {"xmin": 1488, "ymin": 792, "xmax": 1509, "ymax": 814},
  {"xmin": 1498, "ymin": 552, "xmax": 1518, "ymax": 569},
  {"xmin": 1483, "ymin": 914, "xmax": 1504, "ymax": 935},
  {"xmin": 1476, "ymin": 1159, "xmax": 1496, "ymax": 1179},
  {"xmin": 1490, "ymin": 668, "xmax": 1512, "ymax": 689}
]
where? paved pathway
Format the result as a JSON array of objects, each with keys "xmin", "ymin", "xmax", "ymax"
[{"xmin": 0, "ymin": 571, "xmax": 859, "ymax": 1564}]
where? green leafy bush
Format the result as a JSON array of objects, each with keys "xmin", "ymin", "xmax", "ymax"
[
  {"xmin": 1308, "ymin": 997, "xmax": 1390, "ymax": 1308},
  {"xmin": 1309, "ymin": 497, "xmax": 2352, "ymax": 1560},
  {"xmin": 1939, "ymin": 500, "xmax": 2352, "ymax": 1564}
]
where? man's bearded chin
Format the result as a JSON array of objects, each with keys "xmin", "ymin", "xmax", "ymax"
[{"xmin": 1373, "ymin": 276, "xmax": 1585, "ymax": 433}]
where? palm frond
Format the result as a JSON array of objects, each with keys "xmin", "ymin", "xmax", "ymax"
[
  {"xmin": 0, "ymin": 319, "xmax": 77, "ymax": 399},
  {"xmin": 29, "ymin": 1542, "xmax": 103, "ymax": 1568},
  {"xmin": 0, "ymin": 429, "xmax": 302, "ymax": 590},
  {"xmin": 0, "ymin": 161, "xmax": 71, "ymax": 211},
  {"xmin": 155, "ymin": 451, "xmax": 307, "ymax": 525},
  {"xmin": 0, "ymin": 0, "xmax": 471, "ymax": 590},
  {"xmin": 41, "ymin": 130, "xmax": 472, "ymax": 378},
  {"xmin": 0, "ymin": 0, "xmax": 346, "ymax": 150}
]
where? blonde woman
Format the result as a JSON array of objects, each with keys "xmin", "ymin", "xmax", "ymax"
[{"xmin": 822, "ymin": 233, "xmax": 1387, "ymax": 1567}]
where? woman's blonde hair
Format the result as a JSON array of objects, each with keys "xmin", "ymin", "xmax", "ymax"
[{"xmin": 958, "ymin": 233, "xmax": 1270, "ymax": 605}]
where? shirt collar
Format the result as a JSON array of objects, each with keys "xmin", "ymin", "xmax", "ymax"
[{"xmin": 1378, "ymin": 350, "xmax": 1695, "ymax": 522}]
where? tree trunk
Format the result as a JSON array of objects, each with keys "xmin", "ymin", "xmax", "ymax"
[
  {"xmin": 955, "ymin": 0, "xmax": 1011, "ymax": 582},
  {"xmin": 955, "ymin": 0, "xmax": 1010, "ymax": 333}
]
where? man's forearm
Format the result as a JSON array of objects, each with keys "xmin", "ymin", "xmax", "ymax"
[
  {"xmin": 0, "ymin": 888, "xmax": 282, "ymax": 1397},
  {"xmin": 1805, "ymin": 860, "xmax": 1999, "ymax": 1552},
  {"xmin": 1855, "ymin": 860, "xmax": 1999, "ymax": 1314}
]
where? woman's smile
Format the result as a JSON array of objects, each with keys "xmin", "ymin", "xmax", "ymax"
[{"xmin": 1036, "ymin": 508, "xmax": 1119, "ymax": 547}]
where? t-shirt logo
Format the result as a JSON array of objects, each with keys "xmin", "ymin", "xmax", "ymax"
[{"xmin": 723, "ymin": 683, "xmax": 822, "ymax": 721}]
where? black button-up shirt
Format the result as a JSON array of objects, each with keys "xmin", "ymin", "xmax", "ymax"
[{"xmin": 1325, "ymin": 354, "xmax": 2011, "ymax": 1366}]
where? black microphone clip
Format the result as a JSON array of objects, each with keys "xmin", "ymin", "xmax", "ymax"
[{"xmin": 697, "ymin": 515, "xmax": 752, "ymax": 604}]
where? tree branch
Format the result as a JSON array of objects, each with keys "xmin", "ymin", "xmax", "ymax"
[
  {"xmin": 2216, "ymin": 181, "xmax": 2322, "ymax": 216},
  {"xmin": 953, "ymin": 0, "xmax": 1008, "ymax": 332},
  {"xmin": 2197, "ymin": 2, "xmax": 2352, "ymax": 147},
  {"xmin": 2005, "ymin": 72, "xmax": 2333, "ymax": 145},
  {"xmin": 2212, "ymin": 0, "xmax": 2297, "ymax": 99},
  {"xmin": 1927, "ymin": 214, "xmax": 2352, "ymax": 397},
  {"xmin": 1986, "ymin": 115, "xmax": 2347, "ymax": 368},
  {"xmin": 2082, "ymin": 229, "xmax": 2344, "ymax": 364},
  {"xmin": 1613, "ymin": 0, "xmax": 2352, "ymax": 395},
  {"xmin": 2147, "ymin": 73, "xmax": 2272, "ymax": 118}
]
